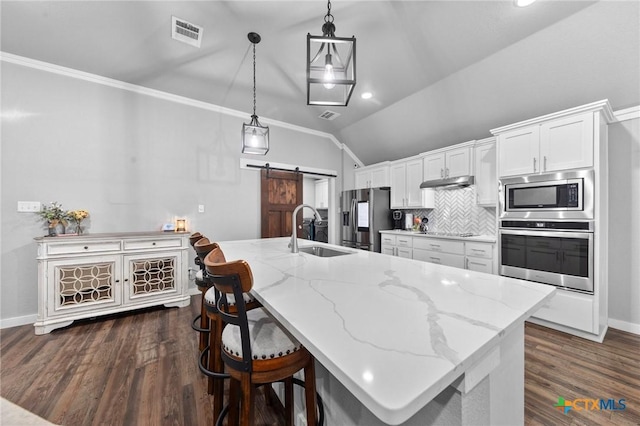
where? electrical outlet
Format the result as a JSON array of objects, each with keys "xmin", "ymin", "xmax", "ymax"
[
  {"xmin": 17, "ymin": 201, "xmax": 41, "ymax": 212},
  {"xmin": 198, "ymin": 204, "xmax": 205, "ymax": 213}
]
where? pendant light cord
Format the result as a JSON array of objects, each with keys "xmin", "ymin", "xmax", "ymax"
[{"xmin": 252, "ymin": 42, "xmax": 257, "ymax": 117}]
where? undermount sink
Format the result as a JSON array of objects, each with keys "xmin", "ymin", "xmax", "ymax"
[{"xmin": 299, "ymin": 246, "xmax": 353, "ymax": 258}]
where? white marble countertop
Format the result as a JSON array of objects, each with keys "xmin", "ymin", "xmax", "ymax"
[
  {"xmin": 218, "ymin": 238, "xmax": 554, "ymax": 424},
  {"xmin": 380, "ymin": 229, "xmax": 497, "ymax": 243}
]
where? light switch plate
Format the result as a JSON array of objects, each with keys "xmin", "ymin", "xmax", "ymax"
[
  {"xmin": 17, "ymin": 201, "xmax": 41, "ymax": 212},
  {"xmin": 198, "ymin": 204, "xmax": 205, "ymax": 213}
]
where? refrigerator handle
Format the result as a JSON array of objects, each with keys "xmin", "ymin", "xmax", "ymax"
[{"xmin": 351, "ymin": 198, "xmax": 357, "ymax": 229}]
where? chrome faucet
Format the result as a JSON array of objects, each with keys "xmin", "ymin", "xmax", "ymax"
[{"xmin": 289, "ymin": 204, "xmax": 323, "ymax": 253}]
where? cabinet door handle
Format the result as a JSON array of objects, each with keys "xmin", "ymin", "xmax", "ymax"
[
  {"xmin": 441, "ymin": 168, "xmax": 444, "ymax": 178},
  {"xmin": 115, "ymin": 279, "xmax": 120, "ymax": 283},
  {"xmin": 466, "ymin": 258, "xmax": 469, "ymax": 269},
  {"xmin": 533, "ymin": 157, "xmax": 537, "ymax": 172},
  {"xmin": 429, "ymin": 257, "xmax": 441, "ymax": 263},
  {"xmin": 543, "ymin": 156, "xmax": 547, "ymax": 171},
  {"xmin": 152, "ymin": 242, "xmax": 156, "ymax": 246},
  {"xmin": 124, "ymin": 278, "xmax": 129, "ymax": 282},
  {"xmin": 446, "ymin": 168, "xmax": 449, "ymax": 178}
]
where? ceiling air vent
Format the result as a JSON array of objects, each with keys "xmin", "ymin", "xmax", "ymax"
[
  {"xmin": 318, "ymin": 110, "xmax": 340, "ymax": 121},
  {"xmin": 171, "ymin": 16, "xmax": 203, "ymax": 48}
]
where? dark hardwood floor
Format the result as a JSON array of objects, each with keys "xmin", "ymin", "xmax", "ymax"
[
  {"xmin": 524, "ymin": 322, "xmax": 640, "ymax": 426},
  {"xmin": 1, "ymin": 295, "xmax": 638, "ymax": 425}
]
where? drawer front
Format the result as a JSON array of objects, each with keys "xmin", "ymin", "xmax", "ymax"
[
  {"xmin": 396, "ymin": 235, "xmax": 413, "ymax": 248},
  {"xmin": 413, "ymin": 238, "xmax": 464, "ymax": 255},
  {"xmin": 47, "ymin": 241, "xmax": 121, "ymax": 255},
  {"xmin": 413, "ymin": 249, "xmax": 465, "ymax": 268},
  {"xmin": 466, "ymin": 257, "xmax": 493, "ymax": 274},
  {"xmin": 381, "ymin": 235, "xmax": 396, "ymax": 246},
  {"xmin": 381, "ymin": 246, "xmax": 396, "ymax": 256},
  {"xmin": 465, "ymin": 242, "xmax": 494, "ymax": 259},
  {"xmin": 397, "ymin": 247, "xmax": 413, "ymax": 259},
  {"xmin": 123, "ymin": 238, "xmax": 182, "ymax": 251}
]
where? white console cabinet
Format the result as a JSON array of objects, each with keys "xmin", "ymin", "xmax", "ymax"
[{"xmin": 35, "ymin": 232, "xmax": 191, "ymax": 334}]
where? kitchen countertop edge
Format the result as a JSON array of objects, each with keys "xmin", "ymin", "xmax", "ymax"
[{"xmin": 380, "ymin": 229, "xmax": 497, "ymax": 243}]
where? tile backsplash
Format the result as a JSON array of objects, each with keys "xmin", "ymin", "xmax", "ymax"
[{"xmin": 407, "ymin": 186, "xmax": 496, "ymax": 236}]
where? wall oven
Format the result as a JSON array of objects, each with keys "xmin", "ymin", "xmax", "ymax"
[
  {"xmin": 499, "ymin": 169, "xmax": 594, "ymax": 220},
  {"xmin": 499, "ymin": 220, "xmax": 594, "ymax": 293}
]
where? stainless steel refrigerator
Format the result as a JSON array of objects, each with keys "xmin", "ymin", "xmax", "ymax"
[{"xmin": 341, "ymin": 188, "xmax": 392, "ymax": 252}]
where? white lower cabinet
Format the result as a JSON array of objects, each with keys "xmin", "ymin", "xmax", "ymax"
[
  {"xmin": 35, "ymin": 232, "xmax": 191, "ymax": 334},
  {"xmin": 382, "ymin": 232, "xmax": 497, "ymax": 273},
  {"xmin": 465, "ymin": 242, "xmax": 495, "ymax": 274},
  {"xmin": 413, "ymin": 238, "xmax": 465, "ymax": 268},
  {"xmin": 532, "ymin": 290, "xmax": 594, "ymax": 333},
  {"xmin": 381, "ymin": 234, "xmax": 413, "ymax": 258}
]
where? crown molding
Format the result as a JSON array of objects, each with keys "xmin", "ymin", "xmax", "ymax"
[
  {"xmin": 613, "ymin": 105, "xmax": 640, "ymax": 122},
  {"xmin": 0, "ymin": 51, "xmax": 360, "ymax": 158},
  {"xmin": 490, "ymin": 99, "xmax": 616, "ymax": 135}
]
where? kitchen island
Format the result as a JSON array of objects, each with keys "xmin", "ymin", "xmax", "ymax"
[{"xmin": 218, "ymin": 238, "xmax": 555, "ymax": 425}]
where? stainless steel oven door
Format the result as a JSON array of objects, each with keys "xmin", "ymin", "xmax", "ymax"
[
  {"xmin": 499, "ymin": 228, "xmax": 594, "ymax": 293},
  {"xmin": 499, "ymin": 169, "xmax": 594, "ymax": 220}
]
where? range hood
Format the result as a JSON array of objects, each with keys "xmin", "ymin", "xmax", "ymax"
[{"xmin": 420, "ymin": 175, "xmax": 475, "ymax": 190}]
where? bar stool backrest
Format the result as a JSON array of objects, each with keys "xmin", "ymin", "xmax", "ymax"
[
  {"xmin": 194, "ymin": 238, "xmax": 218, "ymax": 264},
  {"xmin": 189, "ymin": 232, "xmax": 204, "ymax": 247},
  {"xmin": 205, "ymin": 251, "xmax": 255, "ymax": 372}
]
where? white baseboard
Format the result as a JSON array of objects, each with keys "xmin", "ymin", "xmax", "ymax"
[
  {"xmin": 608, "ymin": 318, "xmax": 640, "ymax": 335},
  {"xmin": 0, "ymin": 314, "xmax": 37, "ymax": 330}
]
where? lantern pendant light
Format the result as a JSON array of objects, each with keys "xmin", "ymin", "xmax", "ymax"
[
  {"xmin": 307, "ymin": 0, "xmax": 356, "ymax": 106},
  {"xmin": 242, "ymin": 32, "xmax": 269, "ymax": 155}
]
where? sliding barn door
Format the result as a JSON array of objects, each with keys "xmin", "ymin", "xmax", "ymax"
[{"xmin": 260, "ymin": 170, "xmax": 303, "ymax": 238}]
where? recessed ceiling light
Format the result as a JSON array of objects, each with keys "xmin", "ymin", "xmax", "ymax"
[
  {"xmin": 514, "ymin": 0, "xmax": 536, "ymax": 7},
  {"xmin": 361, "ymin": 92, "xmax": 373, "ymax": 99}
]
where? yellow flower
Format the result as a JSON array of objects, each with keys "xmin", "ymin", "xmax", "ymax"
[{"xmin": 70, "ymin": 209, "xmax": 89, "ymax": 222}]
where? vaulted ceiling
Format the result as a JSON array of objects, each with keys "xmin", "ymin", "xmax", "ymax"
[{"xmin": 2, "ymin": 1, "xmax": 639, "ymax": 165}]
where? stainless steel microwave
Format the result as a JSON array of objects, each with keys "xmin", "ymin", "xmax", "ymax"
[{"xmin": 499, "ymin": 169, "xmax": 594, "ymax": 220}]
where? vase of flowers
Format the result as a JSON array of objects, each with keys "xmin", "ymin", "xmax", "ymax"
[
  {"xmin": 69, "ymin": 209, "xmax": 90, "ymax": 235},
  {"xmin": 37, "ymin": 202, "xmax": 69, "ymax": 236}
]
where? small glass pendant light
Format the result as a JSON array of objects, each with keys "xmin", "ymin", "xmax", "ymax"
[{"xmin": 242, "ymin": 32, "xmax": 269, "ymax": 155}]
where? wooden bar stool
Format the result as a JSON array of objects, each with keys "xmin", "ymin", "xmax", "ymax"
[
  {"xmin": 206, "ymin": 251, "xmax": 318, "ymax": 426},
  {"xmin": 201, "ymin": 247, "xmax": 261, "ymax": 420},
  {"xmin": 188, "ymin": 231, "xmax": 205, "ymax": 294},
  {"xmin": 191, "ymin": 237, "xmax": 218, "ymax": 383}
]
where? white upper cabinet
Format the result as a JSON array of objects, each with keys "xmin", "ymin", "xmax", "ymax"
[
  {"xmin": 423, "ymin": 146, "xmax": 471, "ymax": 181},
  {"xmin": 355, "ymin": 163, "xmax": 390, "ymax": 189},
  {"xmin": 315, "ymin": 179, "xmax": 329, "ymax": 209},
  {"xmin": 390, "ymin": 158, "xmax": 434, "ymax": 209},
  {"xmin": 540, "ymin": 113, "xmax": 594, "ymax": 173},
  {"xmin": 474, "ymin": 139, "xmax": 497, "ymax": 206},
  {"xmin": 390, "ymin": 163, "xmax": 407, "ymax": 208},
  {"xmin": 497, "ymin": 126, "xmax": 539, "ymax": 177},
  {"xmin": 496, "ymin": 112, "xmax": 594, "ymax": 178},
  {"xmin": 422, "ymin": 152, "xmax": 446, "ymax": 181}
]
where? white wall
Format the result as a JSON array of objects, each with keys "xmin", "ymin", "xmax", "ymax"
[
  {"xmin": 608, "ymin": 117, "xmax": 640, "ymax": 332},
  {"xmin": 0, "ymin": 59, "xmax": 353, "ymax": 326}
]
